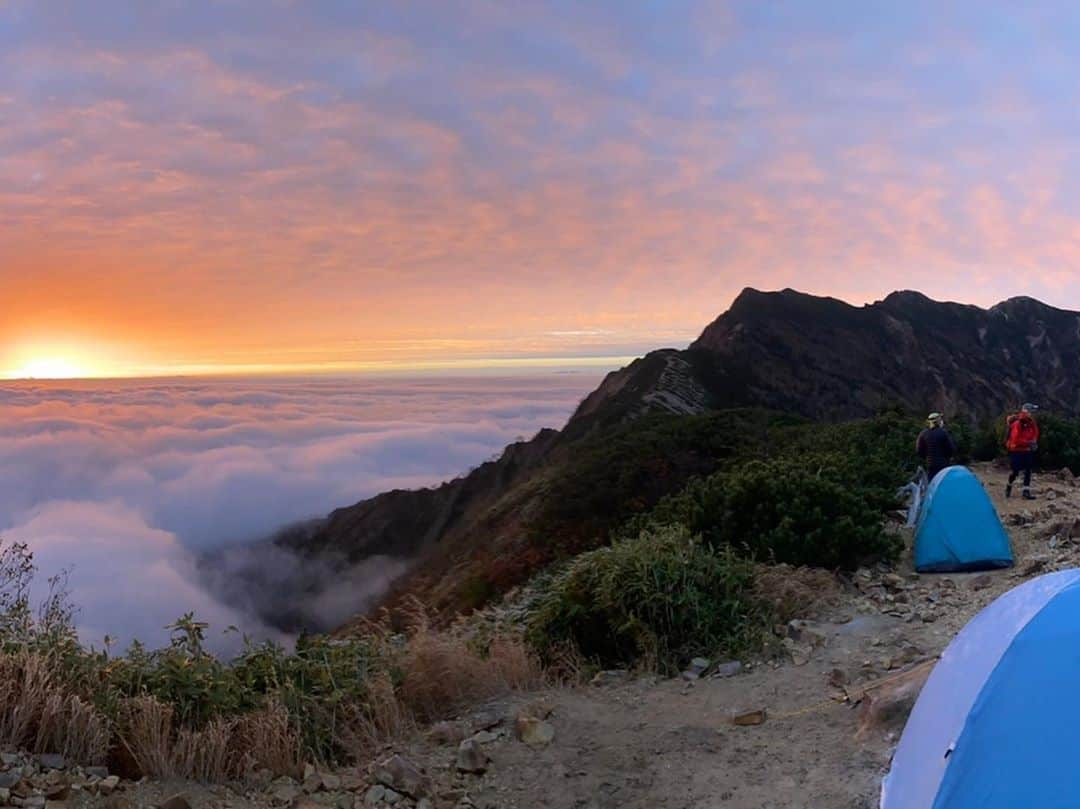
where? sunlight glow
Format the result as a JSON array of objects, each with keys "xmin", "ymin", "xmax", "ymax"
[{"xmin": 9, "ymin": 357, "xmax": 88, "ymax": 380}]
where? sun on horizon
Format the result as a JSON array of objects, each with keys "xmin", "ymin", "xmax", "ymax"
[{"xmin": 6, "ymin": 356, "xmax": 92, "ymax": 380}]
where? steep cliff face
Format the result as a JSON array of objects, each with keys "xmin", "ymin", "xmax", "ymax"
[
  {"xmin": 284, "ymin": 428, "xmax": 561, "ymax": 564},
  {"xmin": 245, "ymin": 288, "xmax": 1080, "ymax": 631}
]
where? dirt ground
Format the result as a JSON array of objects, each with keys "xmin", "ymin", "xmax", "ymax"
[{"xmin": 114, "ymin": 463, "xmax": 1080, "ymax": 809}]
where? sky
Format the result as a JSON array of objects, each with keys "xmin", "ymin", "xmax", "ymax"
[
  {"xmin": 5, "ymin": 2, "xmax": 1080, "ymax": 377},
  {"xmin": 0, "ymin": 373, "xmax": 598, "ymax": 649}
]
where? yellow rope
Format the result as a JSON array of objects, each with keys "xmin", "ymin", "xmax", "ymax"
[{"xmin": 746, "ymin": 656, "xmax": 940, "ymax": 723}]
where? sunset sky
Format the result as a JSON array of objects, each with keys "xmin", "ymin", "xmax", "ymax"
[{"xmin": 4, "ymin": 2, "xmax": 1080, "ymax": 378}]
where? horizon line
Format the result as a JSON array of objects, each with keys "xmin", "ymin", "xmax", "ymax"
[{"xmin": 0, "ymin": 353, "xmax": 644, "ymax": 382}]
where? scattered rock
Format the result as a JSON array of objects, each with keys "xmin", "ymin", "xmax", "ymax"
[
  {"xmin": 782, "ymin": 637, "xmax": 813, "ymax": 665},
  {"xmin": 467, "ymin": 709, "xmax": 504, "ymax": 732},
  {"xmin": 470, "ymin": 730, "xmax": 500, "ymax": 744},
  {"xmin": 363, "ymin": 785, "xmax": 386, "ymax": 806},
  {"xmin": 337, "ymin": 772, "xmax": 365, "ymax": 792},
  {"xmin": 428, "ymin": 720, "xmax": 469, "ymax": 745},
  {"xmin": 0, "ymin": 771, "xmax": 22, "ymax": 789},
  {"xmin": 689, "ymin": 657, "xmax": 710, "ymax": 674},
  {"xmin": 159, "ymin": 794, "xmax": 192, "ymax": 809},
  {"xmin": 103, "ymin": 796, "xmax": 133, "ymax": 809},
  {"xmin": 99, "ymin": 776, "xmax": 121, "ymax": 795},
  {"xmin": 731, "ymin": 710, "xmax": 767, "ymax": 726},
  {"xmin": 970, "ymin": 575, "xmax": 993, "ymax": 591},
  {"xmin": 36, "ymin": 755, "xmax": 64, "ymax": 771},
  {"xmin": 515, "ymin": 715, "xmax": 556, "ymax": 746},
  {"xmin": 881, "ymin": 573, "xmax": 906, "ymax": 591},
  {"xmin": 320, "ymin": 773, "xmax": 342, "ymax": 791},
  {"xmin": 828, "ymin": 668, "xmax": 849, "ymax": 688},
  {"xmin": 713, "ymin": 660, "xmax": 742, "ymax": 678},
  {"xmin": 302, "ymin": 773, "xmax": 323, "ymax": 794},
  {"xmin": 590, "ymin": 670, "xmax": 630, "ymax": 686},
  {"xmin": 517, "ymin": 698, "xmax": 554, "ymax": 721},
  {"xmin": 13, "ymin": 797, "xmax": 45, "ymax": 809},
  {"xmin": 1023, "ymin": 557, "xmax": 1049, "ymax": 577},
  {"xmin": 456, "ymin": 739, "xmax": 489, "ymax": 774},
  {"xmin": 272, "ymin": 784, "xmax": 303, "ymax": 804},
  {"xmin": 373, "ymin": 755, "xmax": 430, "ymax": 799},
  {"xmin": 44, "ymin": 784, "xmax": 69, "ymax": 801},
  {"xmin": 856, "ymin": 662, "xmax": 933, "ymax": 739},
  {"xmin": 787, "ymin": 619, "xmax": 828, "ymax": 647}
]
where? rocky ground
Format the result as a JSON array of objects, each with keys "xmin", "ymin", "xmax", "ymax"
[{"xmin": 9, "ymin": 462, "xmax": 1078, "ymax": 809}]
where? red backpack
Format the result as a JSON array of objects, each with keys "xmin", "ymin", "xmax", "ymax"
[{"xmin": 1006, "ymin": 414, "xmax": 1039, "ymax": 452}]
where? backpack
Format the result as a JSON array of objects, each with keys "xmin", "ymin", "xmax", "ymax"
[{"xmin": 1006, "ymin": 414, "xmax": 1038, "ymax": 452}]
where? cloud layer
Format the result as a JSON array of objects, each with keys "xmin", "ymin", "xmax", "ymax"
[
  {"xmin": 6, "ymin": 2, "xmax": 1080, "ymax": 371},
  {"xmin": 0, "ymin": 373, "xmax": 597, "ymax": 650}
]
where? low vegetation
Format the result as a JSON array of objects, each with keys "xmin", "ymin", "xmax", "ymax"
[
  {"xmin": 0, "ymin": 540, "xmax": 543, "ymax": 781},
  {"xmin": 528, "ymin": 525, "xmax": 770, "ymax": 673},
  {"xmin": 526, "ymin": 412, "xmax": 919, "ymax": 670},
  {"xmin": 19, "ymin": 405, "xmax": 1074, "ymax": 777}
]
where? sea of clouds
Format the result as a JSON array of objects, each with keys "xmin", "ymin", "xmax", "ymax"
[{"xmin": 0, "ymin": 373, "xmax": 598, "ymax": 652}]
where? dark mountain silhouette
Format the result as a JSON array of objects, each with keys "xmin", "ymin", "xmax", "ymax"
[{"xmin": 232, "ymin": 288, "xmax": 1080, "ymax": 631}]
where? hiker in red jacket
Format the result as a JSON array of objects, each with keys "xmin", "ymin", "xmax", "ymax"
[{"xmin": 1005, "ymin": 403, "xmax": 1040, "ymax": 500}]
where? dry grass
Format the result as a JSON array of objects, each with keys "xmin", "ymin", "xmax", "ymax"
[
  {"xmin": 172, "ymin": 720, "xmax": 235, "ymax": 782},
  {"xmin": 233, "ymin": 699, "xmax": 303, "ymax": 778},
  {"xmin": 396, "ymin": 613, "xmax": 544, "ymax": 723},
  {"xmin": 0, "ymin": 652, "xmax": 52, "ymax": 750},
  {"xmin": 0, "ymin": 605, "xmax": 549, "ymax": 781},
  {"xmin": 120, "ymin": 697, "xmax": 175, "ymax": 778},
  {"xmin": 340, "ymin": 671, "xmax": 416, "ymax": 758},
  {"xmin": 34, "ymin": 693, "xmax": 110, "ymax": 765},
  {"xmin": 121, "ymin": 697, "xmax": 306, "ymax": 782},
  {"xmin": 0, "ymin": 651, "xmax": 108, "ymax": 761},
  {"xmin": 753, "ymin": 563, "xmax": 843, "ymax": 622}
]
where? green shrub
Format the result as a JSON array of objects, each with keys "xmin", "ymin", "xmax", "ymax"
[
  {"xmin": 1026, "ymin": 413, "xmax": 1080, "ymax": 474},
  {"xmin": 527, "ymin": 409, "xmax": 809, "ymax": 557},
  {"xmin": 620, "ymin": 413, "xmax": 915, "ymax": 570},
  {"xmin": 528, "ymin": 525, "xmax": 769, "ymax": 672},
  {"xmin": 962, "ymin": 412, "xmax": 1080, "ymax": 473},
  {"xmin": 694, "ymin": 460, "xmax": 902, "ymax": 568}
]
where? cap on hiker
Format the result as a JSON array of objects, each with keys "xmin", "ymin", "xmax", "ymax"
[
  {"xmin": 1022, "ymin": 403, "xmax": 1039, "ymax": 414},
  {"xmin": 927, "ymin": 412, "xmax": 944, "ymax": 427}
]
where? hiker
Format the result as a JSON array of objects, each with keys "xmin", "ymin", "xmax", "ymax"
[
  {"xmin": 916, "ymin": 412, "xmax": 958, "ymax": 482},
  {"xmin": 1005, "ymin": 403, "xmax": 1040, "ymax": 500}
]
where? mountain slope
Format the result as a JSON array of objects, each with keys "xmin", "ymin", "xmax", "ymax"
[
  {"xmin": 236, "ymin": 288, "xmax": 1080, "ymax": 631},
  {"xmin": 574, "ymin": 288, "xmax": 1080, "ymax": 429}
]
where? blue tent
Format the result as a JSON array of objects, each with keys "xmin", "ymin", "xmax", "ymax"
[
  {"xmin": 882, "ymin": 569, "xmax": 1080, "ymax": 807},
  {"xmin": 913, "ymin": 466, "xmax": 1013, "ymax": 573}
]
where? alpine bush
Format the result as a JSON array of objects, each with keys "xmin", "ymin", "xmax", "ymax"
[{"xmin": 528, "ymin": 525, "xmax": 770, "ymax": 672}]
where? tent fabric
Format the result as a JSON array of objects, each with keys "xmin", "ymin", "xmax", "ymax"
[
  {"xmin": 880, "ymin": 569, "xmax": 1080, "ymax": 808},
  {"xmin": 913, "ymin": 466, "xmax": 1013, "ymax": 573}
]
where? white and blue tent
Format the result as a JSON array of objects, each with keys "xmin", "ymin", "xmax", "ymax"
[
  {"xmin": 913, "ymin": 466, "xmax": 1013, "ymax": 573},
  {"xmin": 882, "ymin": 569, "xmax": 1080, "ymax": 807}
]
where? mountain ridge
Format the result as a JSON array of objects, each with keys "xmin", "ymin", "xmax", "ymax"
[{"xmin": 226, "ymin": 288, "xmax": 1080, "ymax": 631}]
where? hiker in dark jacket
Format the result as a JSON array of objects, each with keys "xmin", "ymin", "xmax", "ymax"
[{"xmin": 916, "ymin": 412, "xmax": 958, "ymax": 482}]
